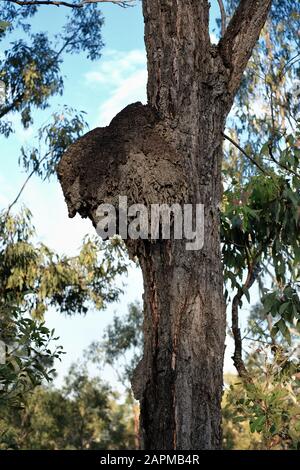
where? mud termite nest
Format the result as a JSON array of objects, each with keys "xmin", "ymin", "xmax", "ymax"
[{"xmin": 58, "ymin": 102, "xmax": 187, "ymax": 231}]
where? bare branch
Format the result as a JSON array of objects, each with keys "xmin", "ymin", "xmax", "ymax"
[
  {"xmin": 219, "ymin": 0, "xmax": 272, "ymax": 97},
  {"xmin": 231, "ymin": 259, "xmax": 268, "ymax": 382},
  {"xmin": 224, "ymin": 132, "xmax": 300, "ymax": 179},
  {"xmin": 231, "ymin": 229, "xmax": 277, "ymax": 380},
  {"xmin": 279, "ymin": 52, "xmax": 300, "ymax": 78},
  {"xmin": 6, "ymin": 153, "xmax": 50, "ymax": 216},
  {"xmin": 3, "ymin": 0, "xmax": 134, "ymax": 8},
  {"xmin": 222, "ymin": 132, "xmax": 267, "ymax": 174},
  {"xmin": 217, "ymin": 0, "xmax": 226, "ymax": 37},
  {"xmin": 231, "ymin": 263, "xmax": 257, "ymax": 380}
]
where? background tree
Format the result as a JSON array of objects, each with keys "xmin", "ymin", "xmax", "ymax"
[
  {"xmin": 88, "ymin": 301, "xmax": 143, "ymax": 388},
  {"xmin": 0, "ymin": 207, "xmax": 128, "ymax": 418},
  {"xmin": 223, "ymin": 302, "xmax": 300, "ymax": 450},
  {"xmin": 0, "ymin": 361, "xmax": 137, "ymax": 450},
  {"xmin": 0, "ymin": 1, "xmax": 106, "ymax": 135}
]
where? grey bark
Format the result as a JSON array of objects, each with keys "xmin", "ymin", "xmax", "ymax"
[{"xmin": 58, "ymin": 0, "xmax": 272, "ymax": 449}]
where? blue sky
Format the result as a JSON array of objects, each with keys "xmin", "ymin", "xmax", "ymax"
[{"xmin": 0, "ymin": 1, "xmax": 244, "ymax": 388}]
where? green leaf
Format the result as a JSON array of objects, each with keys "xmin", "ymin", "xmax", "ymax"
[
  {"xmin": 279, "ymin": 302, "xmax": 290, "ymax": 315},
  {"xmin": 243, "ymin": 286, "xmax": 251, "ymax": 303},
  {"xmin": 260, "ymin": 142, "xmax": 270, "ymax": 157},
  {"xmin": 262, "ymin": 292, "xmax": 277, "ymax": 314},
  {"xmin": 255, "ymin": 415, "xmax": 267, "ymax": 433},
  {"xmin": 0, "ymin": 21, "xmax": 10, "ymax": 31},
  {"xmin": 275, "ymin": 319, "xmax": 291, "ymax": 345}
]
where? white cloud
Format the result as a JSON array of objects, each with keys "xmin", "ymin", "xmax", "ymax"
[
  {"xmin": 97, "ymin": 68, "xmax": 148, "ymax": 126},
  {"xmin": 85, "ymin": 49, "xmax": 146, "ymax": 88},
  {"xmin": 85, "ymin": 49, "xmax": 147, "ymax": 127},
  {"xmin": 210, "ymin": 32, "xmax": 218, "ymax": 45},
  {"xmin": 20, "ymin": 178, "xmax": 94, "ymax": 256}
]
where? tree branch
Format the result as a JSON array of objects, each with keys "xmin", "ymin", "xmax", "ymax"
[
  {"xmin": 222, "ymin": 132, "xmax": 267, "ymax": 174},
  {"xmin": 231, "ymin": 231, "xmax": 276, "ymax": 380},
  {"xmin": 0, "ymin": 93, "xmax": 24, "ymax": 119},
  {"xmin": 217, "ymin": 0, "xmax": 226, "ymax": 37},
  {"xmin": 6, "ymin": 153, "xmax": 49, "ymax": 217},
  {"xmin": 268, "ymin": 143, "xmax": 300, "ymax": 179},
  {"xmin": 219, "ymin": 0, "xmax": 272, "ymax": 97},
  {"xmin": 231, "ymin": 264, "xmax": 257, "ymax": 380},
  {"xmin": 3, "ymin": 0, "xmax": 134, "ymax": 8}
]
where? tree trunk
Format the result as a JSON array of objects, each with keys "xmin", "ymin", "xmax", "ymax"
[
  {"xmin": 58, "ymin": 0, "xmax": 272, "ymax": 451},
  {"xmin": 131, "ymin": 0, "xmax": 227, "ymax": 450},
  {"xmin": 132, "ymin": 239, "xmax": 226, "ymax": 449}
]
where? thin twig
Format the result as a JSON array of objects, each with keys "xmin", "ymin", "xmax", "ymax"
[
  {"xmin": 222, "ymin": 132, "xmax": 267, "ymax": 174},
  {"xmin": 6, "ymin": 153, "xmax": 49, "ymax": 216},
  {"xmin": 241, "ymin": 317, "xmax": 266, "ymax": 342},
  {"xmin": 268, "ymin": 143, "xmax": 300, "ymax": 179},
  {"xmin": 267, "ymin": 81, "xmax": 276, "ymax": 139},
  {"xmin": 217, "ymin": 0, "xmax": 226, "ymax": 37},
  {"xmin": 243, "ymin": 336, "xmax": 272, "ymax": 346},
  {"xmin": 4, "ymin": 0, "xmax": 134, "ymax": 8},
  {"xmin": 279, "ymin": 52, "xmax": 300, "ymax": 78}
]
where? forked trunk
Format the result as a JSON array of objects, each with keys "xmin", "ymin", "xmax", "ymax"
[{"xmin": 131, "ymin": 0, "xmax": 227, "ymax": 449}]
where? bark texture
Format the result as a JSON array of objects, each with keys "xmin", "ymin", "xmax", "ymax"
[{"xmin": 58, "ymin": 0, "xmax": 272, "ymax": 450}]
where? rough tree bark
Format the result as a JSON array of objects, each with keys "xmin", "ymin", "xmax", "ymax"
[{"xmin": 58, "ymin": 0, "xmax": 272, "ymax": 450}]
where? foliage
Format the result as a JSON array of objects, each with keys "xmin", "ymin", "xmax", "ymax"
[
  {"xmin": 0, "ymin": 208, "xmax": 128, "ymax": 317},
  {"xmin": 0, "ymin": 208, "xmax": 128, "ymax": 411},
  {"xmin": 19, "ymin": 106, "xmax": 89, "ymax": 179},
  {"xmin": 222, "ymin": 374, "xmax": 261, "ymax": 450},
  {"xmin": 0, "ymin": 3, "xmax": 104, "ymax": 135},
  {"xmin": 87, "ymin": 301, "xmax": 143, "ymax": 388},
  {"xmin": 0, "ymin": 0, "xmax": 129, "ymax": 430},
  {"xmin": 221, "ymin": 165, "xmax": 300, "ymax": 336},
  {"xmin": 222, "ymin": 296, "xmax": 300, "ymax": 450},
  {"xmin": 221, "ymin": 0, "xmax": 300, "ymax": 374},
  {"xmin": 223, "ymin": 348, "xmax": 300, "ymax": 449},
  {"xmin": 0, "ymin": 363, "xmax": 137, "ymax": 450},
  {"xmin": 0, "ymin": 301, "xmax": 63, "ymax": 412},
  {"xmin": 224, "ymin": 0, "xmax": 300, "ymax": 157},
  {"xmin": 0, "ymin": 0, "xmax": 299, "ymax": 450}
]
